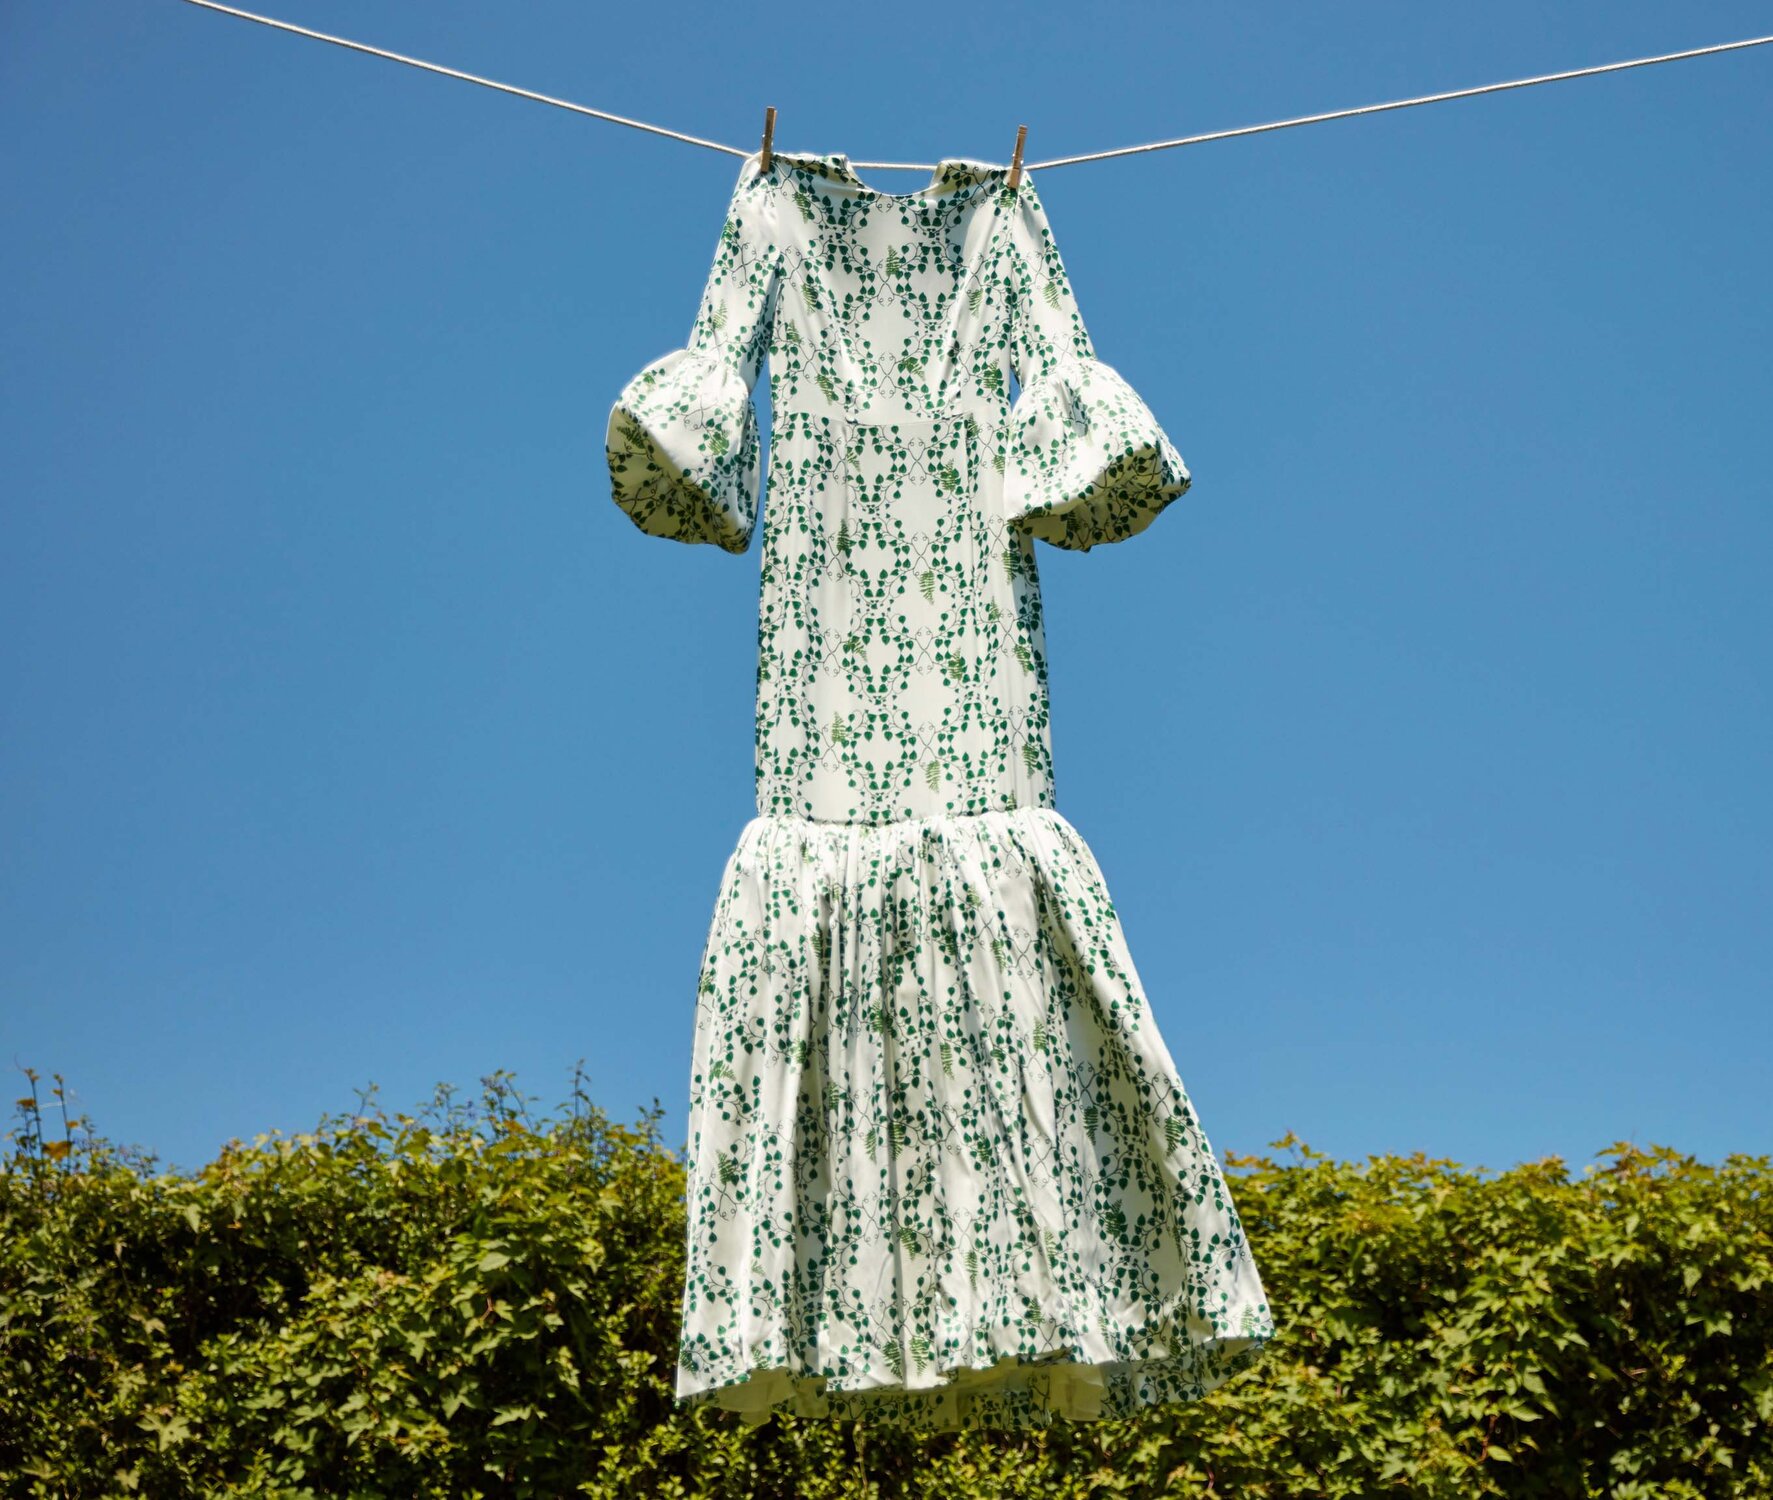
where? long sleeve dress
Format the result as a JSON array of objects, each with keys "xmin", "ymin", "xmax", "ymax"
[{"xmin": 605, "ymin": 149, "xmax": 1276, "ymax": 1430}]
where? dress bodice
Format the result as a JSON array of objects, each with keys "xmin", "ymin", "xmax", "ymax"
[{"xmin": 607, "ymin": 150, "xmax": 1192, "ymax": 824}]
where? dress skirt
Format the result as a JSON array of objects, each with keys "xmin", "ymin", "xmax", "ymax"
[{"xmin": 675, "ymin": 805, "xmax": 1276, "ymax": 1430}]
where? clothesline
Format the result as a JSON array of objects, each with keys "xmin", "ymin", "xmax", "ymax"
[{"xmin": 175, "ymin": 0, "xmax": 1773, "ymax": 173}]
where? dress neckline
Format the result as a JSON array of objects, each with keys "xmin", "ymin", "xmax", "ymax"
[{"xmin": 780, "ymin": 152, "xmax": 1008, "ymax": 202}]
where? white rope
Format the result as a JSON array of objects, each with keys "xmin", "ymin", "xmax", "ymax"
[
  {"xmin": 174, "ymin": 0, "xmax": 1773, "ymax": 173},
  {"xmin": 175, "ymin": 0, "xmax": 747, "ymax": 157},
  {"xmin": 1028, "ymin": 32, "xmax": 1773, "ymax": 169}
]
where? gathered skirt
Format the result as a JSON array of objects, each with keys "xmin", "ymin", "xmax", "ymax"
[{"xmin": 676, "ymin": 805, "xmax": 1276, "ymax": 1430}]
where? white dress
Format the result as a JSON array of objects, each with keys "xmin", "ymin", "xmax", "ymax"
[{"xmin": 605, "ymin": 149, "xmax": 1277, "ymax": 1429}]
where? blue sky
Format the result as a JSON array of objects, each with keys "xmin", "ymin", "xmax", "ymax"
[{"xmin": 3, "ymin": 1, "xmax": 1769, "ymax": 1178}]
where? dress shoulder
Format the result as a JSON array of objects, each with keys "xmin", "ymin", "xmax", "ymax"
[
  {"xmin": 604, "ymin": 160, "xmax": 783, "ymax": 552},
  {"xmin": 1002, "ymin": 176, "xmax": 1192, "ymax": 551}
]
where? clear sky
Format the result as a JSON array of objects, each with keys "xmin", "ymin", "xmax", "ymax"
[{"xmin": 4, "ymin": 2, "xmax": 1769, "ymax": 1178}]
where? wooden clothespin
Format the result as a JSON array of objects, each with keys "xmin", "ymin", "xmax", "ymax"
[
  {"xmin": 1006, "ymin": 124, "xmax": 1027, "ymax": 189},
  {"xmin": 760, "ymin": 107, "xmax": 776, "ymax": 174}
]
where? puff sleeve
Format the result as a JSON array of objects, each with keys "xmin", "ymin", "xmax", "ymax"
[
  {"xmin": 1002, "ymin": 176, "xmax": 1192, "ymax": 551},
  {"xmin": 605, "ymin": 162, "xmax": 782, "ymax": 552}
]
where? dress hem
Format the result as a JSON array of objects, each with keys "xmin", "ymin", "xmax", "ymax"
[{"xmin": 674, "ymin": 1324, "xmax": 1279, "ymax": 1430}]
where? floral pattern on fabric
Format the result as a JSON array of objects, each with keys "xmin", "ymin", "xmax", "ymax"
[
  {"xmin": 607, "ymin": 348, "xmax": 762, "ymax": 551},
  {"xmin": 680, "ymin": 808, "xmax": 1275, "ymax": 1431},
  {"xmin": 605, "ymin": 149, "xmax": 1275, "ymax": 1429},
  {"xmin": 1005, "ymin": 352, "xmax": 1192, "ymax": 550}
]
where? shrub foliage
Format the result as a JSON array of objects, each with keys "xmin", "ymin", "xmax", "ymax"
[{"xmin": 2, "ymin": 1064, "xmax": 1768, "ymax": 1498}]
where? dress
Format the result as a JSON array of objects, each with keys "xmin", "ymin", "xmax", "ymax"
[{"xmin": 605, "ymin": 149, "xmax": 1277, "ymax": 1429}]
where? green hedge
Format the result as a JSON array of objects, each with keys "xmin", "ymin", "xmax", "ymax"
[{"xmin": 2, "ymin": 1064, "xmax": 1768, "ymax": 1498}]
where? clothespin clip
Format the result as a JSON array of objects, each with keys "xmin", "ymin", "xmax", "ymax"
[
  {"xmin": 760, "ymin": 107, "xmax": 776, "ymax": 175},
  {"xmin": 1006, "ymin": 124, "xmax": 1027, "ymax": 190}
]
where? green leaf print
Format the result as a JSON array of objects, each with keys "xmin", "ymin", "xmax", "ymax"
[
  {"xmin": 619, "ymin": 164, "xmax": 1237, "ymax": 1424},
  {"xmin": 1165, "ymin": 1115, "xmax": 1185, "ymax": 1154},
  {"xmin": 1102, "ymin": 1205, "xmax": 1128, "ymax": 1242}
]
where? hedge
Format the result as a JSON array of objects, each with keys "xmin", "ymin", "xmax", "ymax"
[{"xmin": 2, "ymin": 1063, "xmax": 1768, "ymax": 1498}]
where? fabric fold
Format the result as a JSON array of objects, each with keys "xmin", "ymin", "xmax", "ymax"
[
  {"xmin": 606, "ymin": 347, "xmax": 762, "ymax": 552},
  {"xmin": 1003, "ymin": 353, "xmax": 1193, "ymax": 551},
  {"xmin": 678, "ymin": 806, "xmax": 1277, "ymax": 1431}
]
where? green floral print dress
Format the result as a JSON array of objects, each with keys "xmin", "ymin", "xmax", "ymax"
[{"xmin": 605, "ymin": 149, "xmax": 1276, "ymax": 1430}]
